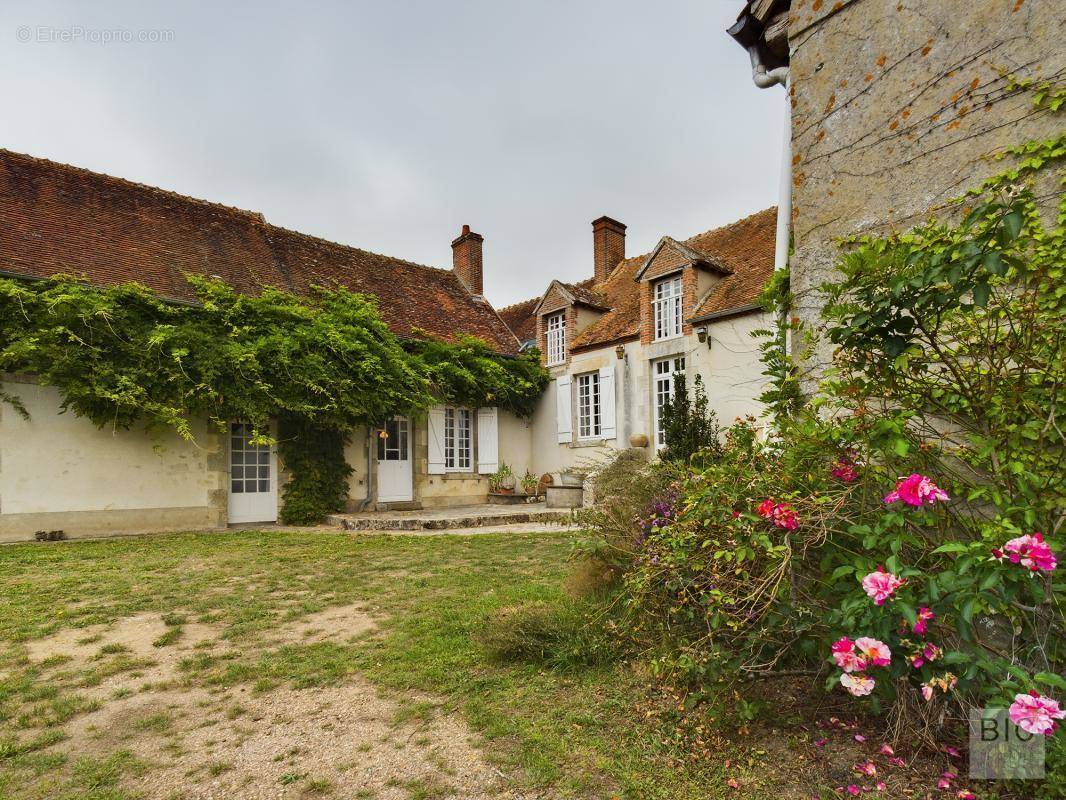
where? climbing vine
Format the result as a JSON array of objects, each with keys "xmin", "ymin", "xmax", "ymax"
[
  {"xmin": 0, "ymin": 275, "xmax": 547, "ymax": 521},
  {"xmin": 276, "ymin": 416, "xmax": 353, "ymax": 525}
]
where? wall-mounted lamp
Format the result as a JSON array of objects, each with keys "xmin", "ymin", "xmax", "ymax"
[
  {"xmin": 615, "ymin": 344, "xmax": 625, "ymax": 360},
  {"xmin": 695, "ymin": 326, "xmax": 708, "ymax": 343}
]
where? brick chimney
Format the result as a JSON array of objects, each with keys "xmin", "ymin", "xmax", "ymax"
[
  {"xmin": 451, "ymin": 224, "xmax": 484, "ymax": 295},
  {"xmin": 592, "ymin": 216, "xmax": 626, "ymax": 285}
]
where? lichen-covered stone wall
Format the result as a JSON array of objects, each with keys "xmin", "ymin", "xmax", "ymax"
[{"xmin": 786, "ymin": 0, "xmax": 1064, "ymax": 378}]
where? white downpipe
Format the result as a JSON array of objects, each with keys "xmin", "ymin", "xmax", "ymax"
[{"xmin": 775, "ymin": 75, "xmax": 791, "ymax": 273}]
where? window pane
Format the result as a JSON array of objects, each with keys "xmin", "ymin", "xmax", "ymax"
[
  {"xmin": 231, "ymin": 480, "xmax": 243, "ymax": 493},
  {"xmin": 259, "ymin": 480, "xmax": 270, "ymax": 492}
]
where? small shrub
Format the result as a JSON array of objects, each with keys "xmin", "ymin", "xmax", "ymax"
[
  {"xmin": 572, "ymin": 450, "xmax": 680, "ymax": 594},
  {"xmin": 659, "ymin": 373, "xmax": 723, "ymax": 467},
  {"xmin": 475, "ymin": 601, "xmax": 611, "ymax": 670}
]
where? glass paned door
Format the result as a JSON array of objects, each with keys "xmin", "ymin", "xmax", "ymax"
[
  {"xmin": 377, "ymin": 417, "xmax": 413, "ymax": 502},
  {"xmin": 228, "ymin": 423, "xmax": 278, "ymax": 524}
]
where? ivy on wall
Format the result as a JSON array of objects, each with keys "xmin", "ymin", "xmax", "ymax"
[
  {"xmin": 276, "ymin": 416, "xmax": 353, "ymax": 525},
  {"xmin": 0, "ymin": 275, "xmax": 548, "ymax": 521}
]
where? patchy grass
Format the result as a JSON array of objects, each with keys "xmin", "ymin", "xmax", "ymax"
[{"xmin": 0, "ymin": 530, "xmax": 795, "ymax": 799}]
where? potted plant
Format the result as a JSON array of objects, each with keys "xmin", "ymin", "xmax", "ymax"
[
  {"xmin": 520, "ymin": 470, "xmax": 539, "ymax": 497},
  {"xmin": 489, "ymin": 462, "xmax": 515, "ymax": 494}
]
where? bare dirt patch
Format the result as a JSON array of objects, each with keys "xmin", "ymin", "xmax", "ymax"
[
  {"xmin": 25, "ymin": 609, "xmax": 539, "ymax": 799},
  {"xmin": 268, "ymin": 603, "xmax": 377, "ymax": 647},
  {"xmin": 70, "ymin": 682, "xmax": 532, "ymax": 799}
]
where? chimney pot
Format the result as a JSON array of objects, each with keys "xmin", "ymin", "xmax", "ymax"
[
  {"xmin": 591, "ymin": 216, "xmax": 626, "ymax": 285},
  {"xmin": 451, "ymin": 224, "xmax": 484, "ymax": 295}
]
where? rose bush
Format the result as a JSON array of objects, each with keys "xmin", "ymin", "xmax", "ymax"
[{"xmin": 575, "ymin": 136, "xmax": 1065, "ymax": 789}]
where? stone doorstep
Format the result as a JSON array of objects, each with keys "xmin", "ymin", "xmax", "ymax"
[{"xmin": 326, "ymin": 508, "xmax": 574, "ymax": 532}]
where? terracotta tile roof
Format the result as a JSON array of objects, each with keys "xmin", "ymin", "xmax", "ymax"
[
  {"xmin": 571, "ymin": 206, "xmax": 776, "ymax": 351},
  {"xmin": 0, "ymin": 149, "xmax": 519, "ymax": 354},
  {"xmin": 561, "ymin": 280, "xmax": 609, "ymax": 309},
  {"xmin": 689, "ymin": 206, "xmax": 777, "ymax": 319},
  {"xmin": 497, "ymin": 296, "xmax": 539, "ymax": 344}
]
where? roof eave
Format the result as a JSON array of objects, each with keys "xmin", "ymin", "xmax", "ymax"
[{"xmin": 689, "ymin": 302, "xmax": 763, "ymax": 325}]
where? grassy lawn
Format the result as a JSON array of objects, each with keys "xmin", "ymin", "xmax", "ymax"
[{"xmin": 0, "ymin": 530, "xmax": 801, "ymax": 799}]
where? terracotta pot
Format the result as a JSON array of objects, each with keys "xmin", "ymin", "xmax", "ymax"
[{"xmin": 629, "ymin": 433, "xmax": 649, "ymax": 448}]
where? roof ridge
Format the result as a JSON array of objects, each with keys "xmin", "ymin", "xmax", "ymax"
[
  {"xmin": 0, "ymin": 148, "xmax": 267, "ymax": 221},
  {"xmin": 1, "ymin": 148, "xmax": 454, "ymax": 279},
  {"xmin": 497, "ymin": 295, "xmax": 539, "ymax": 313}
]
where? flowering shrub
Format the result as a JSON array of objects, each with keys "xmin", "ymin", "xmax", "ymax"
[
  {"xmin": 882, "ymin": 474, "xmax": 948, "ymax": 507},
  {"xmin": 576, "ymin": 144, "xmax": 1066, "ymax": 787}
]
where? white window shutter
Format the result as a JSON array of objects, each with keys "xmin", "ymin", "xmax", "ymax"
[
  {"xmin": 599, "ymin": 366, "xmax": 617, "ymax": 440},
  {"xmin": 427, "ymin": 406, "xmax": 445, "ymax": 474},
  {"xmin": 556, "ymin": 375, "xmax": 573, "ymax": 443},
  {"xmin": 477, "ymin": 406, "xmax": 499, "ymax": 474}
]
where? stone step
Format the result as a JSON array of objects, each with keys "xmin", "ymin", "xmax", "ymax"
[{"xmin": 327, "ymin": 506, "xmax": 574, "ymax": 532}]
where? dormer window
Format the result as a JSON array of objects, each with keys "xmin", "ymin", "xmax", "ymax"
[
  {"xmin": 653, "ymin": 275, "xmax": 682, "ymax": 340},
  {"xmin": 546, "ymin": 311, "xmax": 566, "ymax": 365}
]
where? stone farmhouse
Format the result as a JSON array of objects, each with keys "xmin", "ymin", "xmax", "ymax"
[
  {"xmin": 0, "ymin": 149, "xmax": 774, "ymax": 541},
  {"xmin": 499, "ymin": 209, "xmax": 774, "ymax": 478}
]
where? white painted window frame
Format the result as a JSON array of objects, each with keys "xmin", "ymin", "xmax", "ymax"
[
  {"xmin": 443, "ymin": 406, "xmax": 473, "ymax": 471},
  {"xmin": 545, "ymin": 311, "xmax": 566, "ymax": 365},
  {"xmin": 575, "ymin": 371, "xmax": 601, "ymax": 440},
  {"xmin": 653, "ymin": 355, "xmax": 686, "ymax": 449},
  {"xmin": 653, "ymin": 275, "xmax": 683, "ymax": 341}
]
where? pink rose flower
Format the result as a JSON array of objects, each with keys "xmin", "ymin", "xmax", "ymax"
[
  {"xmin": 1008, "ymin": 691, "xmax": 1066, "ymax": 736},
  {"xmin": 832, "ymin": 459, "xmax": 859, "ymax": 483},
  {"xmin": 861, "ymin": 567, "xmax": 904, "ymax": 605},
  {"xmin": 921, "ymin": 684, "xmax": 934, "ymax": 702},
  {"xmin": 883, "ymin": 473, "xmax": 949, "ymax": 507},
  {"xmin": 840, "ymin": 673, "xmax": 876, "ymax": 697},
  {"xmin": 913, "ymin": 606, "xmax": 934, "ymax": 636},
  {"xmin": 756, "ymin": 499, "xmax": 800, "ymax": 531},
  {"xmin": 846, "ymin": 785, "xmax": 862, "ymax": 796},
  {"xmin": 832, "ymin": 637, "xmax": 867, "ymax": 673},
  {"xmin": 879, "ymin": 743, "xmax": 894, "ymax": 756},
  {"xmin": 854, "ymin": 637, "xmax": 892, "ymax": 668},
  {"xmin": 996, "ymin": 533, "xmax": 1057, "ymax": 572}
]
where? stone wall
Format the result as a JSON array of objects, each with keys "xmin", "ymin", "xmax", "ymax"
[{"xmin": 787, "ymin": 0, "xmax": 1064, "ymax": 377}]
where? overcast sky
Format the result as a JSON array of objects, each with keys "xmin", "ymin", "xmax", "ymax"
[{"xmin": 0, "ymin": 1, "xmax": 783, "ymax": 307}]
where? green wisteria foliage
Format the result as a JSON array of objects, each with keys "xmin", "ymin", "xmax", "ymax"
[{"xmin": 0, "ymin": 275, "xmax": 548, "ymax": 521}]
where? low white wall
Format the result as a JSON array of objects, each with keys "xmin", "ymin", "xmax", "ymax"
[{"xmin": 0, "ymin": 379, "xmax": 225, "ymax": 541}]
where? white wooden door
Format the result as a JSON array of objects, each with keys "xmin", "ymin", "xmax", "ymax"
[
  {"xmin": 376, "ymin": 417, "xmax": 413, "ymax": 502},
  {"xmin": 228, "ymin": 422, "xmax": 278, "ymax": 524}
]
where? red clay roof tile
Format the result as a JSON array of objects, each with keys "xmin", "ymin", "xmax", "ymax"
[
  {"xmin": 0, "ymin": 149, "xmax": 520, "ymax": 354},
  {"xmin": 501, "ymin": 207, "xmax": 776, "ymax": 352}
]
